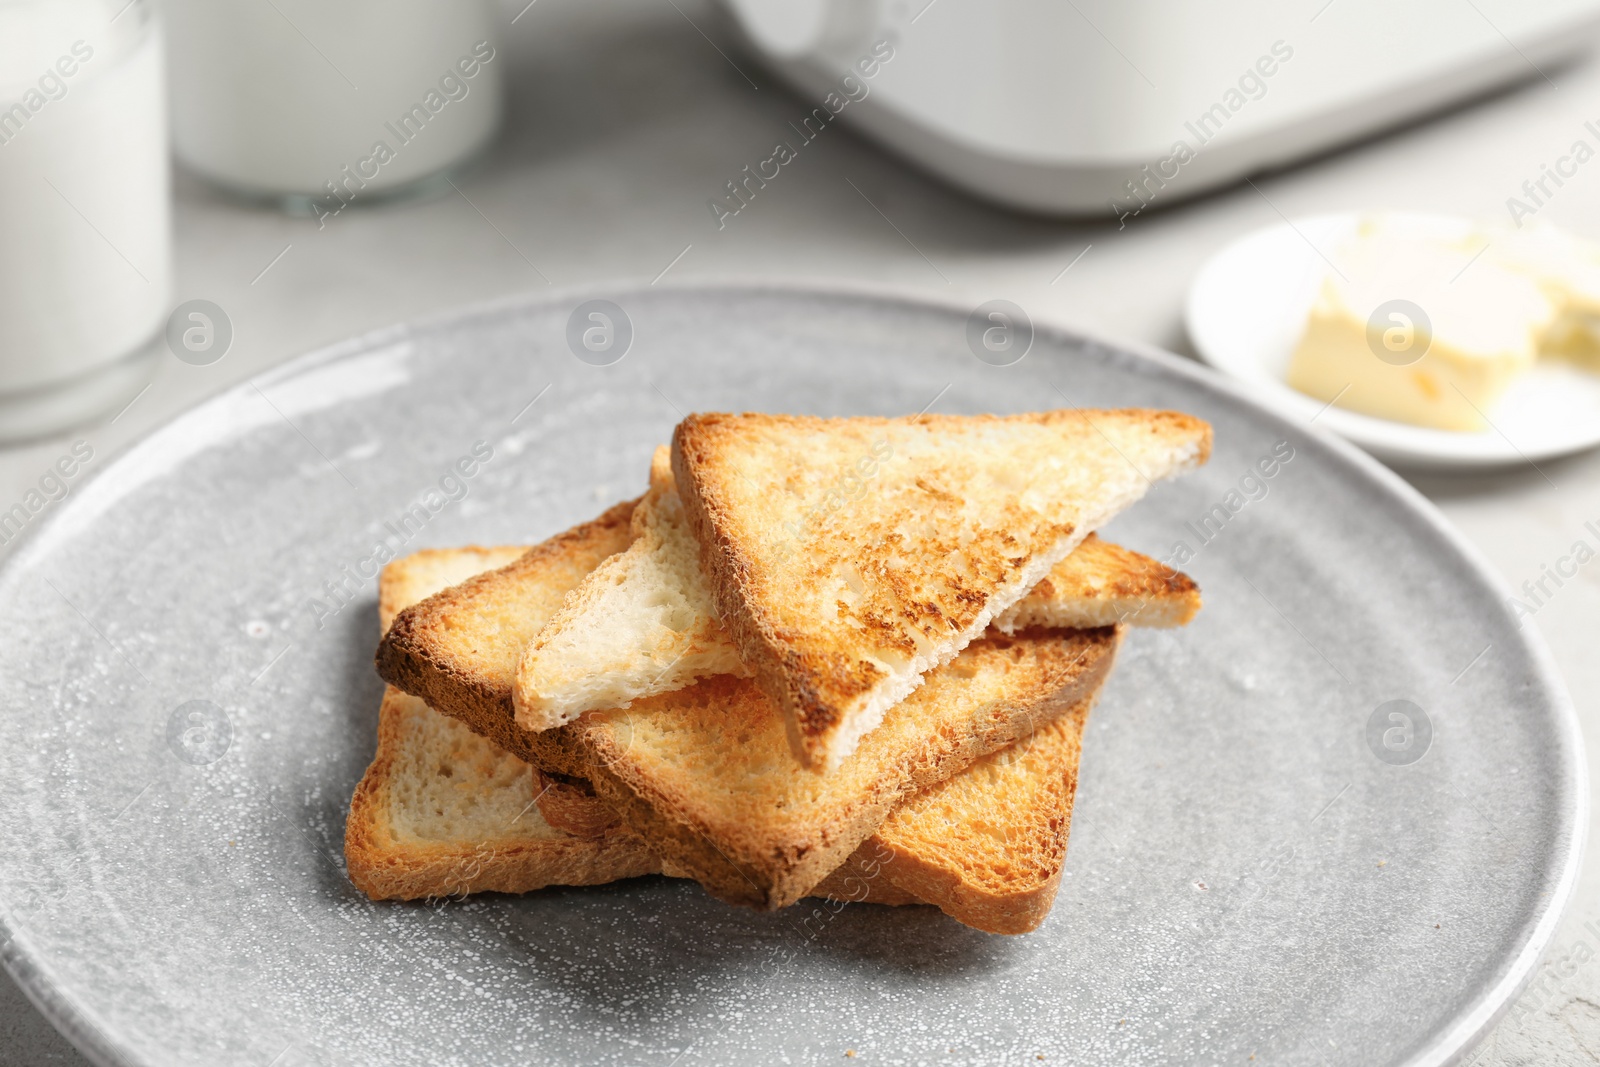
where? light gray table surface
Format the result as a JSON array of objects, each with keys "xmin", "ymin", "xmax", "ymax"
[{"xmin": 4, "ymin": 1, "xmax": 1600, "ymax": 1063}]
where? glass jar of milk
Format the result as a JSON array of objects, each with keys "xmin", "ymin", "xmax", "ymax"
[
  {"xmin": 0, "ymin": 0, "xmax": 171, "ymax": 443},
  {"xmin": 160, "ymin": 0, "xmax": 503, "ymax": 216}
]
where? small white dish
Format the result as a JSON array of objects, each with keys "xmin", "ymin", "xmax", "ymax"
[{"xmin": 1185, "ymin": 212, "xmax": 1600, "ymax": 469}]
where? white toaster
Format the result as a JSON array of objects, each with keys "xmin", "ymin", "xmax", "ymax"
[{"xmin": 715, "ymin": 0, "xmax": 1600, "ymax": 216}]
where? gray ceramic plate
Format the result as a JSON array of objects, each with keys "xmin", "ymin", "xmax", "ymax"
[{"xmin": 0, "ymin": 285, "xmax": 1584, "ymax": 1067}]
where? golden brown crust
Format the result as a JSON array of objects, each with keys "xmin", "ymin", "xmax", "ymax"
[
  {"xmin": 867, "ymin": 699, "xmax": 1091, "ymax": 934},
  {"xmin": 811, "ymin": 847, "xmax": 924, "ymax": 907},
  {"xmin": 566, "ymin": 627, "xmax": 1119, "ymax": 910},
  {"xmin": 353, "ymin": 528, "xmax": 659, "ymax": 902},
  {"xmin": 1000, "ymin": 533, "xmax": 1202, "ymax": 630},
  {"xmin": 344, "ymin": 688, "xmax": 663, "ymax": 901},
  {"xmin": 374, "ymin": 499, "xmax": 637, "ymax": 741},
  {"xmin": 375, "ymin": 546, "xmax": 524, "ymax": 633},
  {"xmin": 1061, "ymin": 533, "xmax": 1200, "ymax": 603},
  {"xmin": 532, "ymin": 771, "xmax": 624, "ymax": 840},
  {"xmin": 670, "ymin": 410, "xmax": 1211, "ymax": 768}
]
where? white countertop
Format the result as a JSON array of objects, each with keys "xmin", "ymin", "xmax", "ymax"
[{"xmin": 4, "ymin": 0, "xmax": 1600, "ymax": 1062}]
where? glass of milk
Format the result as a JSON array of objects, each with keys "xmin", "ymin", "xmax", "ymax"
[
  {"xmin": 0, "ymin": 0, "xmax": 170, "ymax": 443},
  {"xmin": 159, "ymin": 0, "xmax": 503, "ymax": 217}
]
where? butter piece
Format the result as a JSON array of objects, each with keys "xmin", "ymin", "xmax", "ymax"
[
  {"xmin": 1492, "ymin": 223, "xmax": 1600, "ymax": 367},
  {"xmin": 1285, "ymin": 217, "xmax": 1554, "ymax": 432}
]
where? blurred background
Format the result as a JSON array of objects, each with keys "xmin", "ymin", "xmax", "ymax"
[{"xmin": 5, "ymin": 0, "xmax": 1600, "ymax": 1061}]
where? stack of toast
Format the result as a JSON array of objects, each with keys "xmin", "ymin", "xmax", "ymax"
[{"xmin": 348, "ymin": 410, "xmax": 1211, "ymax": 934}]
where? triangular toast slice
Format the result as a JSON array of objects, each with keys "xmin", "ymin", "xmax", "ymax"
[
  {"xmin": 512, "ymin": 447, "xmax": 1198, "ymax": 731},
  {"xmin": 356, "ymin": 545, "xmax": 1104, "ymax": 931},
  {"xmin": 376, "ymin": 502, "xmax": 1181, "ymax": 908},
  {"xmin": 671, "ymin": 409, "xmax": 1211, "ymax": 767},
  {"xmin": 815, "ymin": 695, "xmax": 1094, "ymax": 934}
]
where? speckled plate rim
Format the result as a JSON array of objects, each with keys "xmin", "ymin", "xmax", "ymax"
[{"xmin": 0, "ymin": 278, "xmax": 1585, "ymax": 1067}]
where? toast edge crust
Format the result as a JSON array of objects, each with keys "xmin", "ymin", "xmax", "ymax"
[
  {"xmin": 672, "ymin": 410, "xmax": 1207, "ymax": 770},
  {"xmin": 375, "ymin": 498, "xmax": 639, "ymax": 737},
  {"xmin": 995, "ymin": 533, "xmax": 1203, "ymax": 632},
  {"xmin": 869, "ymin": 697, "xmax": 1093, "ymax": 934},
  {"xmin": 344, "ymin": 687, "xmax": 664, "ymax": 901},
  {"xmin": 574, "ymin": 626, "xmax": 1122, "ymax": 911}
]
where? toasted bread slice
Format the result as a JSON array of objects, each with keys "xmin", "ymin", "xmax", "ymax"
[
  {"xmin": 358, "ymin": 546, "xmax": 1101, "ymax": 931},
  {"xmin": 512, "ymin": 448, "xmax": 1198, "ymax": 731},
  {"xmin": 671, "ymin": 409, "xmax": 1211, "ymax": 767},
  {"xmin": 814, "ymin": 694, "xmax": 1094, "ymax": 934},
  {"xmin": 346, "ymin": 546, "xmax": 661, "ymax": 901}
]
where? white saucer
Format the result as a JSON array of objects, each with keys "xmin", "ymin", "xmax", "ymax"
[{"xmin": 1185, "ymin": 212, "xmax": 1600, "ymax": 469}]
